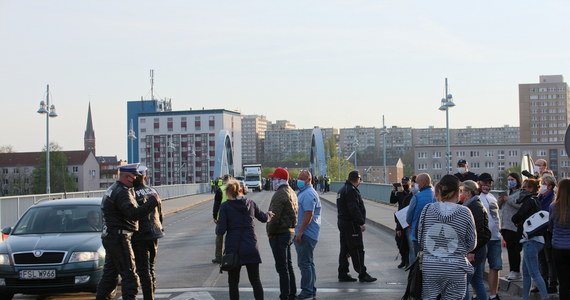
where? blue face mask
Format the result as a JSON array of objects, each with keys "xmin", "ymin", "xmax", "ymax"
[
  {"xmin": 297, "ymin": 180, "xmax": 306, "ymax": 189},
  {"xmin": 507, "ymin": 181, "xmax": 517, "ymax": 189}
]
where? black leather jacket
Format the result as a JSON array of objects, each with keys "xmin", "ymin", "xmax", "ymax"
[
  {"xmin": 132, "ymin": 184, "xmax": 164, "ymax": 240},
  {"xmin": 101, "ymin": 181, "xmax": 158, "ymax": 232},
  {"xmin": 463, "ymin": 195, "xmax": 491, "ymax": 255}
]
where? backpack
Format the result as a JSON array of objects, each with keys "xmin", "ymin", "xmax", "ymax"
[{"xmin": 523, "ymin": 210, "xmax": 549, "ymax": 239}]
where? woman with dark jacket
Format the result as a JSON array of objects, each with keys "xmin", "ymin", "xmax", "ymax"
[
  {"xmin": 550, "ymin": 178, "xmax": 570, "ymax": 300},
  {"xmin": 216, "ymin": 179, "xmax": 274, "ymax": 300},
  {"xmin": 512, "ymin": 179, "xmax": 549, "ymax": 300},
  {"xmin": 498, "ymin": 172, "xmax": 523, "ymax": 281},
  {"xmin": 460, "ymin": 180, "xmax": 491, "ymax": 300}
]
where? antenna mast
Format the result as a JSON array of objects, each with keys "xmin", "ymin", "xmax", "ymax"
[{"xmin": 150, "ymin": 69, "xmax": 155, "ymax": 100}]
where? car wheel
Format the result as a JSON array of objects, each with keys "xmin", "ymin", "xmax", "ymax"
[{"xmin": 0, "ymin": 291, "xmax": 14, "ymax": 300}]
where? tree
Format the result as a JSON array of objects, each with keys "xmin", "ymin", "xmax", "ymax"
[
  {"xmin": 326, "ymin": 156, "xmax": 355, "ymax": 181},
  {"xmin": 0, "ymin": 145, "xmax": 14, "ymax": 153},
  {"xmin": 325, "ymin": 135, "xmax": 337, "ymax": 159},
  {"xmin": 284, "ymin": 152, "xmax": 309, "ymax": 162},
  {"xmin": 32, "ymin": 143, "xmax": 77, "ymax": 194},
  {"xmin": 401, "ymin": 149, "xmax": 415, "ymax": 176}
]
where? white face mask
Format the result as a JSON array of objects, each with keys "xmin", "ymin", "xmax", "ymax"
[
  {"xmin": 539, "ymin": 185, "xmax": 548, "ymax": 195},
  {"xmin": 457, "ymin": 167, "xmax": 466, "ymax": 174},
  {"xmin": 534, "ymin": 166, "xmax": 541, "ymax": 173},
  {"xmin": 414, "ymin": 183, "xmax": 419, "ymax": 190}
]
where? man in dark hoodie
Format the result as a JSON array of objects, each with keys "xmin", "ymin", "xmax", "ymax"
[{"xmin": 267, "ymin": 168, "xmax": 299, "ymax": 300}]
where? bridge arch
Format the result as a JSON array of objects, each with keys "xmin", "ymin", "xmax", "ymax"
[
  {"xmin": 310, "ymin": 127, "xmax": 327, "ymax": 176},
  {"xmin": 213, "ymin": 130, "xmax": 235, "ymax": 178}
]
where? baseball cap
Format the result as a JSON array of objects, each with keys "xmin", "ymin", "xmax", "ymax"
[
  {"xmin": 268, "ymin": 168, "xmax": 289, "ymax": 181},
  {"xmin": 401, "ymin": 176, "xmax": 410, "ymax": 182},
  {"xmin": 457, "ymin": 159, "xmax": 467, "ymax": 166},
  {"xmin": 348, "ymin": 170, "xmax": 361, "ymax": 181}
]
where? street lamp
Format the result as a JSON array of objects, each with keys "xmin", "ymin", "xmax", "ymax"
[
  {"xmin": 438, "ymin": 78, "xmax": 455, "ymax": 174},
  {"xmin": 167, "ymin": 138, "xmax": 176, "ymax": 185},
  {"xmin": 380, "ymin": 115, "xmax": 389, "ymax": 183},
  {"xmin": 128, "ymin": 119, "xmax": 137, "ymax": 163},
  {"xmin": 37, "ymin": 84, "xmax": 58, "ymax": 194}
]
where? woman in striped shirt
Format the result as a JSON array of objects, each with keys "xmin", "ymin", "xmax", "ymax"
[{"xmin": 418, "ymin": 174, "xmax": 477, "ymax": 300}]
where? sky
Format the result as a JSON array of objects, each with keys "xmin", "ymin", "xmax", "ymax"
[{"xmin": 2, "ymin": 0, "xmax": 570, "ymax": 159}]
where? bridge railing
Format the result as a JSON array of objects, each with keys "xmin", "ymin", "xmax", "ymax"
[
  {"xmin": 330, "ymin": 182, "xmax": 394, "ymax": 204},
  {"xmin": 0, "ymin": 183, "xmax": 209, "ymax": 228}
]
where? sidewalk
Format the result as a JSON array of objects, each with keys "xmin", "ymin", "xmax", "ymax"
[{"xmin": 317, "ymin": 192, "xmax": 551, "ymax": 299}]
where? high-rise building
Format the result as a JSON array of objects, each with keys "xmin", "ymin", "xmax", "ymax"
[
  {"xmin": 137, "ymin": 109, "xmax": 241, "ymax": 185},
  {"xmin": 241, "ymin": 115, "xmax": 268, "ymax": 164},
  {"xmin": 519, "ymin": 75, "xmax": 570, "ymax": 143},
  {"xmin": 126, "ymin": 98, "xmax": 172, "ymax": 163}
]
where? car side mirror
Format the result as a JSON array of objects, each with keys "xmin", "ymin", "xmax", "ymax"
[{"xmin": 2, "ymin": 227, "xmax": 11, "ymax": 235}]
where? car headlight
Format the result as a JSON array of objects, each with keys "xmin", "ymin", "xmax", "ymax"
[
  {"xmin": 69, "ymin": 251, "xmax": 99, "ymax": 263},
  {"xmin": 0, "ymin": 254, "xmax": 10, "ymax": 265}
]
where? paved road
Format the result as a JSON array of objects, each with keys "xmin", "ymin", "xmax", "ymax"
[{"xmin": 13, "ymin": 191, "xmax": 539, "ymax": 299}]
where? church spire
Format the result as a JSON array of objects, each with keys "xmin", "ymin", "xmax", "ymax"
[{"xmin": 84, "ymin": 102, "xmax": 96, "ymax": 155}]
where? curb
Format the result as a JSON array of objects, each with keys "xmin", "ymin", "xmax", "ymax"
[{"xmin": 163, "ymin": 196, "xmax": 213, "ymax": 216}]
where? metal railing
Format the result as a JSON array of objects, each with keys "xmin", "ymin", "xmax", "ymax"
[{"xmin": 0, "ymin": 183, "xmax": 209, "ymax": 228}]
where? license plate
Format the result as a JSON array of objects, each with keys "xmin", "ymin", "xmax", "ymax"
[{"xmin": 19, "ymin": 269, "xmax": 56, "ymax": 279}]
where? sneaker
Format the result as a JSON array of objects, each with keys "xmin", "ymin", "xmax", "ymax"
[
  {"xmin": 338, "ymin": 274, "xmax": 357, "ymax": 282},
  {"xmin": 397, "ymin": 261, "xmax": 407, "ymax": 269},
  {"xmin": 530, "ymin": 287, "xmax": 539, "ymax": 293},
  {"xmin": 211, "ymin": 258, "xmax": 221, "ymax": 264},
  {"xmin": 359, "ymin": 273, "xmax": 377, "ymax": 283},
  {"xmin": 489, "ymin": 295, "xmax": 501, "ymax": 300},
  {"xmin": 505, "ymin": 271, "xmax": 522, "ymax": 281},
  {"xmin": 296, "ymin": 294, "xmax": 315, "ymax": 300}
]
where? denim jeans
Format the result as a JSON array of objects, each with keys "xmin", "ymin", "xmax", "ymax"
[
  {"xmin": 295, "ymin": 235, "xmax": 318, "ymax": 297},
  {"xmin": 405, "ymin": 228, "xmax": 416, "ymax": 265},
  {"xmin": 522, "ymin": 240, "xmax": 548, "ymax": 300},
  {"xmin": 269, "ymin": 232, "xmax": 296, "ymax": 300},
  {"xmin": 464, "ymin": 260, "xmax": 487, "ymax": 300}
]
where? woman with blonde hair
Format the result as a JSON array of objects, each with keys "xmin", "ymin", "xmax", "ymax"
[
  {"xmin": 418, "ymin": 174, "xmax": 476, "ymax": 299},
  {"xmin": 216, "ymin": 179, "xmax": 274, "ymax": 300},
  {"xmin": 550, "ymin": 178, "xmax": 570, "ymax": 300}
]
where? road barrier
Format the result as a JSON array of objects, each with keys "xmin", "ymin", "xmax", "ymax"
[{"xmin": 0, "ymin": 183, "xmax": 209, "ymax": 228}]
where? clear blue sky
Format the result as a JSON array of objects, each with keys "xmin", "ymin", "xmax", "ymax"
[{"xmin": 2, "ymin": 0, "xmax": 570, "ymax": 159}]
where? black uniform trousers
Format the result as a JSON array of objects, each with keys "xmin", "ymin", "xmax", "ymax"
[
  {"xmin": 132, "ymin": 239, "xmax": 159, "ymax": 300},
  {"xmin": 338, "ymin": 221, "xmax": 367, "ymax": 277},
  {"xmin": 96, "ymin": 233, "xmax": 139, "ymax": 300}
]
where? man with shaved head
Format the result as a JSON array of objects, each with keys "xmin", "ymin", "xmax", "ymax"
[
  {"xmin": 405, "ymin": 173, "xmax": 436, "ymax": 264},
  {"xmin": 294, "ymin": 170, "xmax": 321, "ymax": 299}
]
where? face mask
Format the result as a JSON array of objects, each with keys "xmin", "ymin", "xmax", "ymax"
[
  {"xmin": 457, "ymin": 167, "xmax": 466, "ymax": 174},
  {"xmin": 539, "ymin": 185, "xmax": 548, "ymax": 195},
  {"xmin": 297, "ymin": 180, "xmax": 306, "ymax": 190},
  {"xmin": 459, "ymin": 192, "xmax": 466, "ymax": 203},
  {"xmin": 534, "ymin": 166, "xmax": 541, "ymax": 173},
  {"xmin": 507, "ymin": 181, "xmax": 517, "ymax": 189}
]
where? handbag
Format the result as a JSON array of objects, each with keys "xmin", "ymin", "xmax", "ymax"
[
  {"xmin": 220, "ymin": 252, "xmax": 240, "ymax": 272},
  {"xmin": 523, "ymin": 210, "xmax": 549, "ymax": 239},
  {"xmin": 402, "ymin": 252, "xmax": 423, "ymax": 300}
]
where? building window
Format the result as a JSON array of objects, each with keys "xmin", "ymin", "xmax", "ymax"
[
  {"xmin": 537, "ymin": 150, "xmax": 547, "ymax": 156},
  {"xmin": 2, "ymin": 169, "xmax": 7, "ymax": 174},
  {"xmin": 181, "ymin": 117, "xmax": 187, "ymax": 132},
  {"xmin": 417, "ymin": 152, "xmax": 427, "ymax": 159},
  {"xmin": 140, "ymin": 118, "xmax": 146, "ymax": 124},
  {"xmin": 167, "ymin": 117, "xmax": 173, "ymax": 132},
  {"xmin": 508, "ymin": 150, "xmax": 518, "ymax": 157},
  {"xmin": 470, "ymin": 151, "xmax": 479, "ymax": 157},
  {"xmin": 153, "ymin": 118, "xmax": 160, "ymax": 131},
  {"xmin": 418, "ymin": 163, "xmax": 427, "ymax": 170},
  {"xmin": 471, "ymin": 162, "xmax": 480, "ymax": 169},
  {"xmin": 485, "ymin": 162, "xmax": 494, "ymax": 168},
  {"xmin": 72, "ymin": 166, "xmax": 79, "ymax": 173},
  {"xmin": 209, "ymin": 116, "xmax": 215, "ymax": 130},
  {"xmin": 433, "ymin": 152, "xmax": 442, "ymax": 158},
  {"xmin": 485, "ymin": 151, "xmax": 494, "ymax": 157},
  {"xmin": 13, "ymin": 168, "xmax": 19, "ymax": 174},
  {"xmin": 498, "ymin": 150, "xmax": 505, "ymax": 160},
  {"xmin": 456, "ymin": 151, "xmax": 465, "ymax": 157},
  {"xmin": 195, "ymin": 116, "xmax": 201, "ymax": 131},
  {"xmin": 433, "ymin": 162, "xmax": 442, "ymax": 169}
]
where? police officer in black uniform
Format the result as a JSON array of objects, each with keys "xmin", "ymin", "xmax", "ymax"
[
  {"xmin": 132, "ymin": 165, "xmax": 164, "ymax": 300},
  {"xmin": 336, "ymin": 170, "xmax": 377, "ymax": 283},
  {"xmin": 454, "ymin": 159, "xmax": 479, "ymax": 182},
  {"xmin": 96, "ymin": 163, "xmax": 160, "ymax": 300}
]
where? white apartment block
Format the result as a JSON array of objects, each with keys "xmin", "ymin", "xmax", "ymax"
[
  {"xmin": 242, "ymin": 115, "xmax": 268, "ymax": 164},
  {"xmin": 137, "ymin": 109, "xmax": 242, "ymax": 185}
]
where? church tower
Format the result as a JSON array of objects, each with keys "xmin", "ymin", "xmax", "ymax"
[{"xmin": 84, "ymin": 103, "xmax": 96, "ymax": 155}]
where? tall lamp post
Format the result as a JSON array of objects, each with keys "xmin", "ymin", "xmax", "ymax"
[
  {"xmin": 128, "ymin": 119, "xmax": 137, "ymax": 163},
  {"xmin": 380, "ymin": 115, "xmax": 389, "ymax": 183},
  {"xmin": 438, "ymin": 78, "xmax": 455, "ymax": 174},
  {"xmin": 37, "ymin": 85, "xmax": 58, "ymax": 194}
]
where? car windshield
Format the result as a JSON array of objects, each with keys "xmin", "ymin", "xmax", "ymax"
[
  {"xmin": 245, "ymin": 175, "xmax": 258, "ymax": 181},
  {"xmin": 12, "ymin": 205, "xmax": 103, "ymax": 234}
]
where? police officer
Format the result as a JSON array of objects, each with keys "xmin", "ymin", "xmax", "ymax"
[
  {"xmin": 337, "ymin": 170, "xmax": 377, "ymax": 283},
  {"xmin": 131, "ymin": 165, "xmax": 164, "ymax": 300},
  {"xmin": 96, "ymin": 163, "xmax": 160, "ymax": 300}
]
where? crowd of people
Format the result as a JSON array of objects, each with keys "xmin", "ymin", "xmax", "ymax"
[
  {"xmin": 391, "ymin": 158, "xmax": 570, "ymax": 300},
  {"xmin": 94, "ymin": 158, "xmax": 570, "ymax": 300}
]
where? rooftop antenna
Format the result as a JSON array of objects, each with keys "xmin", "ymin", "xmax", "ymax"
[{"xmin": 150, "ymin": 69, "xmax": 155, "ymax": 100}]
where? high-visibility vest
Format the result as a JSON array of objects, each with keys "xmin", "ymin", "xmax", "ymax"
[
  {"xmin": 210, "ymin": 180, "xmax": 214, "ymax": 186},
  {"xmin": 216, "ymin": 185, "xmax": 228, "ymax": 219},
  {"xmin": 217, "ymin": 179, "xmax": 223, "ymax": 186}
]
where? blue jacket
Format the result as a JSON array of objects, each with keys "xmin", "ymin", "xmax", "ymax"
[
  {"xmin": 549, "ymin": 202, "xmax": 570, "ymax": 250},
  {"xmin": 216, "ymin": 197, "xmax": 269, "ymax": 264},
  {"xmin": 406, "ymin": 186, "xmax": 435, "ymax": 241}
]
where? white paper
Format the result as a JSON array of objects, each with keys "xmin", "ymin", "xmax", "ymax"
[{"xmin": 395, "ymin": 205, "xmax": 409, "ymax": 228}]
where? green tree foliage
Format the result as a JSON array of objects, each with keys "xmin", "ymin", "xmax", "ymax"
[
  {"xmin": 262, "ymin": 167, "xmax": 299, "ymax": 180},
  {"xmin": 284, "ymin": 152, "xmax": 309, "ymax": 162},
  {"xmin": 326, "ymin": 156, "xmax": 355, "ymax": 181},
  {"xmin": 33, "ymin": 143, "xmax": 77, "ymax": 194},
  {"xmin": 325, "ymin": 135, "xmax": 338, "ymax": 159},
  {"xmin": 401, "ymin": 149, "xmax": 415, "ymax": 176}
]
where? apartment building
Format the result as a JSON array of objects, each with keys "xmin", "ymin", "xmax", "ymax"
[{"xmin": 241, "ymin": 115, "xmax": 269, "ymax": 164}]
